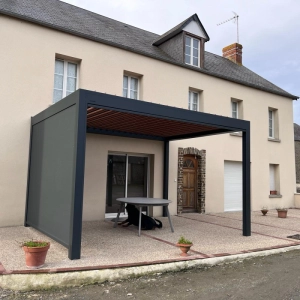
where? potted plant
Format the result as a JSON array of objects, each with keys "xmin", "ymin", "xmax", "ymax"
[
  {"xmin": 270, "ymin": 190, "xmax": 277, "ymax": 195},
  {"xmin": 176, "ymin": 236, "xmax": 193, "ymax": 257},
  {"xmin": 22, "ymin": 240, "xmax": 50, "ymax": 269},
  {"xmin": 276, "ymin": 208, "xmax": 288, "ymax": 218},
  {"xmin": 261, "ymin": 206, "xmax": 268, "ymax": 216}
]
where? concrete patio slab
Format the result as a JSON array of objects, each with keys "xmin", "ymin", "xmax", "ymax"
[{"xmin": 0, "ymin": 209, "xmax": 300, "ymax": 290}]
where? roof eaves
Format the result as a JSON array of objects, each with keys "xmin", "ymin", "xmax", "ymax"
[{"xmin": 1, "ymin": 10, "xmax": 297, "ymax": 100}]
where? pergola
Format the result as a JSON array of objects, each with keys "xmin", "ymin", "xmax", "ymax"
[{"xmin": 25, "ymin": 89, "xmax": 251, "ymax": 260}]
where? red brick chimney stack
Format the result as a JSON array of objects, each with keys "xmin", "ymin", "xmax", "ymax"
[{"xmin": 222, "ymin": 43, "xmax": 243, "ymax": 65}]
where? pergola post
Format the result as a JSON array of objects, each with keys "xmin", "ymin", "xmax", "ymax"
[
  {"xmin": 242, "ymin": 127, "xmax": 251, "ymax": 236},
  {"xmin": 68, "ymin": 94, "xmax": 87, "ymax": 259},
  {"xmin": 163, "ymin": 140, "xmax": 169, "ymax": 217}
]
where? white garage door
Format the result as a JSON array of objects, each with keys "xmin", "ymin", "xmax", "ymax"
[{"xmin": 224, "ymin": 161, "xmax": 242, "ymax": 211}]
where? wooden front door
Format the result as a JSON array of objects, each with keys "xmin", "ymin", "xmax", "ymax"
[{"xmin": 183, "ymin": 156, "xmax": 197, "ymax": 211}]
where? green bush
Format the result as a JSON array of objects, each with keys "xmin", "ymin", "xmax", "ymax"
[
  {"xmin": 177, "ymin": 236, "xmax": 192, "ymax": 244},
  {"xmin": 22, "ymin": 241, "xmax": 48, "ymax": 247}
]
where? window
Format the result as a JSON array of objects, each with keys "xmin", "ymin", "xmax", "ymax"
[
  {"xmin": 232, "ymin": 101, "xmax": 238, "ymax": 118},
  {"xmin": 230, "ymin": 99, "xmax": 243, "ymax": 119},
  {"xmin": 185, "ymin": 36, "xmax": 200, "ymax": 67},
  {"xmin": 230, "ymin": 100, "xmax": 243, "ymax": 136},
  {"xmin": 53, "ymin": 59, "xmax": 78, "ymax": 103},
  {"xmin": 123, "ymin": 75, "xmax": 138, "ymax": 99},
  {"xmin": 268, "ymin": 108, "xmax": 279, "ymax": 141},
  {"xmin": 269, "ymin": 109, "xmax": 274, "ymax": 138},
  {"xmin": 183, "ymin": 159, "xmax": 194, "ymax": 168},
  {"xmin": 188, "ymin": 91, "xmax": 198, "ymax": 111},
  {"xmin": 269, "ymin": 164, "xmax": 280, "ymax": 195}
]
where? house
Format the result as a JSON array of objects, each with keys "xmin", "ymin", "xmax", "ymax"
[
  {"xmin": 0, "ymin": 1, "xmax": 298, "ymax": 257},
  {"xmin": 294, "ymin": 123, "xmax": 300, "ymax": 192}
]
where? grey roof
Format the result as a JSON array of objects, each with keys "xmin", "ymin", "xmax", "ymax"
[
  {"xmin": 294, "ymin": 123, "xmax": 300, "ymax": 141},
  {"xmin": 153, "ymin": 14, "xmax": 210, "ymax": 46},
  {"xmin": 0, "ymin": 0, "xmax": 297, "ymax": 100}
]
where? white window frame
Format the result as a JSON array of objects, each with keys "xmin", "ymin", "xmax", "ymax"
[
  {"xmin": 188, "ymin": 90, "xmax": 199, "ymax": 111},
  {"xmin": 269, "ymin": 164, "xmax": 276, "ymax": 191},
  {"xmin": 185, "ymin": 36, "xmax": 200, "ymax": 67},
  {"xmin": 123, "ymin": 75, "xmax": 139, "ymax": 100},
  {"xmin": 269, "ymin": 109, "xmax": 274, "ymax": 138},
  {"xmin": 53, "ymin": 59, "xmax": 78, "ymax": 103},
  {"xmin": 231, "ymin": 101, "xmax": 238, "ymax": 119}
]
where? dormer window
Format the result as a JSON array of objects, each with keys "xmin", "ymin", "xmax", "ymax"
[
  {"xmin": 153, "ymin": 14, "xmax": 209, "ymax": 68},
  {"xmin": 185, "ymin": 36, "xmax": 200, "ymax": 67}
]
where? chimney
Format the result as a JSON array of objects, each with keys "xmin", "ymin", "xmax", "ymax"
[{"xmin": 222, "ymin": 43, "xmax": 243, "ymax": 65}]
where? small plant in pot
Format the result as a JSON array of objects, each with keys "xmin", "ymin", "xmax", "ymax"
[
  {"xmin": 261, "ymin": 206, "xmax": 268, "ymax": 216},
  {"xmin": 176, "ymin": 236, "xmax": 193, "ymax": 257},
  {"xmin": 276, "ymin": 208, "xmax": 288, "ymax": 218},
  {"xmin": 22, "ymin": 240, "xmax": 50, "ymax": 269}
]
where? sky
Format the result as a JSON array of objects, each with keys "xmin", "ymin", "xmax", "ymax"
[{"xmin": 62, "ymin": 0, "xmax": 300, "ymax": 123}]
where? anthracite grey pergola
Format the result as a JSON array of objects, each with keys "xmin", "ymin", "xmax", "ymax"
[{"xmin": 25, "ymin": 89, "xmax": 251, "ymax": 260}]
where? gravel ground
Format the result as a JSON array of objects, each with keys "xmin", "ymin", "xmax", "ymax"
[{"xmin": 1, "ymin": 250, "xmax": 300, "ymax": 300}]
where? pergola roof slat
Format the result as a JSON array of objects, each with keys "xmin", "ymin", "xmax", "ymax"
[{"xmin": 87, "ymin": 107, "xmax": 220, "ymax": 138}]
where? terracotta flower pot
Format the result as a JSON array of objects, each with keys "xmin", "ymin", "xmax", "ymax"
[
  {"xmin": 22, "ymin": 242, "xmax": 50, "ymax": 269},
  {"xmin": 277, "ymin": 210, "xmax": 287, "ymax": 218},
  {"xmin": 261, "ymin": 209, "xmax": 268, "ymax": 216},
  {"xmin": 176, "ymin": 243, "xmax": 193, "ymax": 257},
  {"xmin": 270, "ymin": 190, "xmax": 277, "ymax": 195}
]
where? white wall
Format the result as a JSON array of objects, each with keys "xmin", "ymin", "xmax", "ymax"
[{"xmin": 0, "ymin": 15, "xmax": 296, "ymax": 225}]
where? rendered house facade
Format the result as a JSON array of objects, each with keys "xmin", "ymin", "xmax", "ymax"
[{"xmin": 0, "ymin": 0, "xmax": 298, "ymax": 229}]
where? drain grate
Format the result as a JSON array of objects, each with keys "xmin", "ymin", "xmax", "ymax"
[{"xmin": 287, "ymin": 234, "xmax": 300, "ymax": 240}]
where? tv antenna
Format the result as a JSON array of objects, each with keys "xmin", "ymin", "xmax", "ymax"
[{"xmin": 217, "ymin": 12, "xmax": 239, "ymax": 43}]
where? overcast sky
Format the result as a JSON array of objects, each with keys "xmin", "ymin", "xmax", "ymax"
[{"xmin": 62, "ymin": 0, "xmax": 300, "ymax": 124}]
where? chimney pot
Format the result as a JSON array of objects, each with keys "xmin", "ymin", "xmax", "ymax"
[{"xmin": 222, "ymin": 43, "xmax": 243, "ymax": 65}]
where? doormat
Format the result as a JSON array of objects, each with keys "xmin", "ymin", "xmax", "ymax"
[{"xmin": 287, "ymin": 234, "xmax": 300, "ymax": 240}]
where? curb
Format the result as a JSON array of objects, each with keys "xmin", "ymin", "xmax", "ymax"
[{"xmin": 1, "ymin": 245, "xmax": 300, "ymax": 291}]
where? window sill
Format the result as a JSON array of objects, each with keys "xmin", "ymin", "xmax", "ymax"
[
  {"xmin": 185, "ymin": 62, "xmax": 201, "ymax": 69},
  {"xmin": 269, "ymin": 194, "xmax": 282, "ymax": 198},
  {"xmin": 230, "ymin": 132, "xmax": 242, "ymax": 137},
  {"xmin": 268, "ymin": 138, "xmax": 281, "ymax": 143}
]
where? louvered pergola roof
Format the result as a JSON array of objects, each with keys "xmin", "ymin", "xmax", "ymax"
[
  {"xmin": 87, "ymin": 107, "xmax": 223, "ymax": 139},
  {"xmin": 83, "ymin": 90, "xmax": 249, "ymax": 140}
]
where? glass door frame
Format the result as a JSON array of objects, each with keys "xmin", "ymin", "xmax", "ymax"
[{"xmin": 105, "ymin": 152, "xmax": 150, "ymax": 218}]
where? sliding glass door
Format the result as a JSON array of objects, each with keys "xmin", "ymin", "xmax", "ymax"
[{"xmin": 106, "ymin": 154, "xmax": 148, "ymax": 215}]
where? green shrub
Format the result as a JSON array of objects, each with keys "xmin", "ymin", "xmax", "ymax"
[
  {"xmin": 177, "ymin": 236, "xmax": 192, "ymax": 244},
  {"xmin": 22, "ymin": 241, "xmax": 48, "ymax": 247}
]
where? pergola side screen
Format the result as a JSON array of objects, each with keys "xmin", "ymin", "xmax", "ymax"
[
  {"xmin": 25, "ymin": 92, "xmax": 87, "ymax": 259},
  {"xmin": 26, "ymin": 89, "xmax": 251, "ymax": 260}
]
